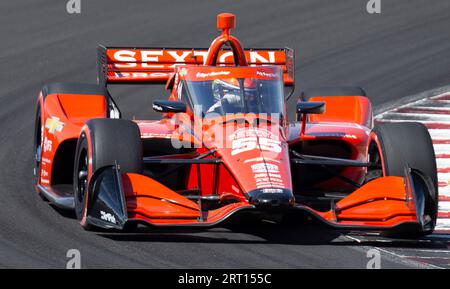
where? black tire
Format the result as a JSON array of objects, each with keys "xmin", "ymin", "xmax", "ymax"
[
  {"xmin": 33, "ymin": 104, "xmax": 47, "ymax": 201},
  {"xmin": 33, "ymin": 105, "xmax": 42, "ymax": 185},
  {"xmin": 374, "ymin": 122, "xmax": 438, "ymax": 189},
  {"xmin": 370, "ymin": 122, "xmax": 438, "ymax": 237},
  {"xmin": 301, "ymin": 86, "xmax": 366, "ymax": 101},
  {"xmin": 73, "ymin": 119, "xmax": 143, "ymax": 230}
]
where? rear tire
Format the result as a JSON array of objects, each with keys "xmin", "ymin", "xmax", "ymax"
[
  {"xmin": 73, "ymin": 119, "xmax": 143, "ymax": 230},
  {"xmin": 370, "ymin": 122, "xmax": 438, "ymax": 237}
]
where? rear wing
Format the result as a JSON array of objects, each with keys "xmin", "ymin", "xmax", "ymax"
[{"xmin": 97, "ymin": 46, "xmax": 294, "ymax": 86}]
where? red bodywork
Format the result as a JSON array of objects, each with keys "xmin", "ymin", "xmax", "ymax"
[{"xmin": 35, "ymin": 13, "xmax": 426, "ymax": 233}]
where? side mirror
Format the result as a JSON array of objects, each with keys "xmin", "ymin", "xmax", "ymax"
[
  {"xmin": 296, "ymin": 102, "xmax": 326, "ymax": 136},
  {"xmin": 296, "ymin": 101, "xmax": 325, "ymax": 115},
  {"xmin": 153, "ymin": 100, "xmax": 186, "ymax": 113}
]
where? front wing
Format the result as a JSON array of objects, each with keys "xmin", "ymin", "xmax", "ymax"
[{"xmin": 85, "ymin": 165, "xmax": 435, "ymax": 235}]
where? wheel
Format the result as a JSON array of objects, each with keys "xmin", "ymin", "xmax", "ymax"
[
  {"xmin": 301, "ymin": 86, "xmax": 366, "ymax": 101},
  {"xmin": 73, "ymin": 119, "xmax": 143, "ymax": 230},
  {"xmin": 33, "ymin": 105, "xmax": 47, "ymax": 201},
  {"xmin": 33, "ymin": 105, "xmax": 42, "ymax": 185},
  {"xmin": 369, "ymin": 122, "xmax": 438, "ymax": 237}
]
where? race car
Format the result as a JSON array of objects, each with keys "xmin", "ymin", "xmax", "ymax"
[{"xmin": 34, "ymin": 13, "xmax": 438, "ymax": 237}]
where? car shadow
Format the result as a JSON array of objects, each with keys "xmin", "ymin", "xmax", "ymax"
[
  {"xmin": 46, "ymin": 202, "xmax": 449, "ymax": 249},
  {"xmin": 96, "ymin": 218, "xmax": 450, "ymax": 249},
  {"xmin": 49, "ymin": 204, "xmax": 77, "ymax": 219}
]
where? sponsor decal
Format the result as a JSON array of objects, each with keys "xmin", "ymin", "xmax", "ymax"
[
  {"xmin": 141, "ymin": 132, "xmax": 172, "ymax": 139},
  {"xmin": 251, "ymin": 163, "xmax": 279, "ymax": 173},
  {"xmin": 256, "ymin": 71, "xmax": 277, "ymax": 78},
  {"xmin": 195, "ymin": 71, "xmax": 231, "ymax": 78},
  {"xmin": 110, "ymin": 49, "xmax": 281, "ymax": 69},
  {"xmin": 152, "ymin": 104, "xmax": 163, "ymax": 111},
  {"xmin": 232, "ymin": 128, "xmax": 279, "ymax": 140},
  {"xmin": 43, "ymin": 136, "xmax": 52, "ymax": 152},
  {"xmin": 41, "ymin": 169, "xmax": 49, "ymax": 178},
  {"xmin": 250, "ymin": 162, "xmax": 285, "ymax": 189},
  {"xmin": 113, "ymin": 72, "xmax": 168, "ymax": 78},
  {"xmin": 244, "ymin": 157, "xmax": 280, "ymax": 164},
  {"xmin": 230, "ymin": 128, "xmax": 281, "ymax": 156},
  {"xmin": 45, "ymin": 117, "xmax": 65, "ymax": 134},
  {"xmin": 100, "ymin": 211, "xmax": 116, "ymax": 224},
  {"xmin": 262, "ymin": 188, "xmax": 283, "ymax": 194}
]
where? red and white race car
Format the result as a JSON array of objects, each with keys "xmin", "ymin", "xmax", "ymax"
[{"xmin": 34, "ymin": 13, "xmax": 438, "ymax": 237}]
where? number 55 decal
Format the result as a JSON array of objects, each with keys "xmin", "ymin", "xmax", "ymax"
[{"xmin": 231, "ymin": 137, "xmax": 281, "ymax": 156}]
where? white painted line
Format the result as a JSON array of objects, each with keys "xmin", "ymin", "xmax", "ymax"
[
  {"xmin": 439, "ymin": 202, "xmax": 450, "ymax": 212},
  {"xmin": 431, "ymin": 93, "xmax": 450, "ymax": 100},
  {"xmin": 344, "ymin": 235, "xmax": 362, "ymax": 243},
  {"xmin": 437, "ymin": 158, "xmax": 450, "ymax": 168},
  {"xmin": 400, "ymin": 249, "xmax": 450, "ymax": 254},
  {"xmin": 377, "ymin": 112, "xmax": 450, "ymax": 122},
  {"xmin": 433, "ymin": 144, "xmax": 450, "ymax": 155},
  {"xmin": 375, "ymin": 119, "xmax": 450, "ymax": 128},
  {"xmin": 419, "ymin": 100, "xmax": 450, "ymax": 106},
  {"xmin": 428, "ymin": 129, "xmax": 450, "ymax": 138},
  {"xmin": 439, "ymin": 173, "xmax": 450, "ymax": 181},
  {"xmin": 374, "ymin": 247, "xmax": 443, "ymax": 269},
  {"xmin": 436, "ymin": 218, "xmax": 450, "ymax": 229},
  {"xmin": 343, "ymin": 235, "xmax": 445, "ymax": 268},
  {"xmin": 408, "ymin": 106, "xmax": 450, "ymax": 111},
  {"xmin": 397, "ymin": 256, "xmax": 450, "ymax": 260},
  {"xmin": 439, "ymin": 187, "xmax": 450, "ymax": 198}
]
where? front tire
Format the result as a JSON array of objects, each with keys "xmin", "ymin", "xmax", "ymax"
[
  {"xmin": 369, "ymin": 122, "xmax": 438, "ymax": 237},
  {"xmin": 73, "ymin": 119, "xmax": 143, "ymax": 230}
]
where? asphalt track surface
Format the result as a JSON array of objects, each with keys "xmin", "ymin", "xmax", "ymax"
[{"xmin": 1, "ymin": 0, "xmax": 450, "ymax": 268}]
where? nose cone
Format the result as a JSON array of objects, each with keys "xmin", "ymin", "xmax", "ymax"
[
  {"xmin": 247, "ymin": 188, "xmax": 295, "ymax": 209},
  {"xmin": 205, "ymin": 119, "xmax": 294, "ymax": 208}
]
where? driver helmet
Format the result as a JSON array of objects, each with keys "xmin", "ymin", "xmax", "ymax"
[{"xmin": 212, "ymin": 78, "xmax": 258, "ymax": 104}]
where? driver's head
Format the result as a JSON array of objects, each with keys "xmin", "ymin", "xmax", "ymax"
[{"xmin": 212, "ymin": 78, "xmax": 257, "ymax": 103}]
